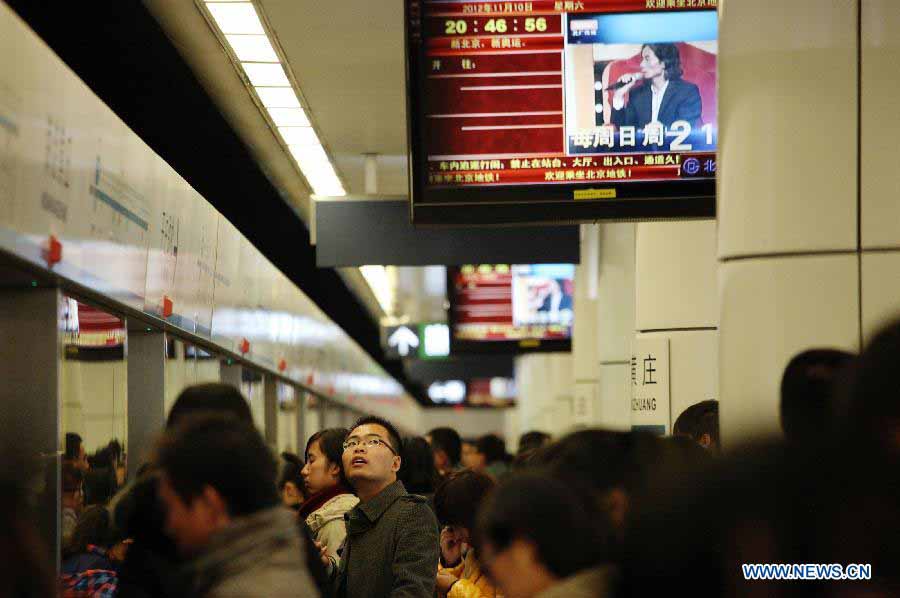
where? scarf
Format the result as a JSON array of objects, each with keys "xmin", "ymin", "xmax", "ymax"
[{"xmin": 297, "ymin": 484, "xmax": 353, "ymax": 520}]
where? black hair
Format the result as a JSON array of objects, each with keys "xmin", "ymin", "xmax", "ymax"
[
  {"xmin": 65, "ymin": 433, "xmax": 83, "ymax": 461},
  {"xmin": 673, "ymin": 400, "xmax": 719, "ymax": 451},
  {"xmin": 517, "ymin": 431, "xmax": 551, "ymax": 455},
  {"xmin": 840, "ymin": 319, "xmax": 900, "ymax": 456},
  {"xmin": 434, "ymin": 469, "xmax": 494, "ymax": 532},
  {"xmin": 84, "ymin": 467, "xmax": 117, "ymax": 506},
  {"xmin": 398, "ymin": 436, "xmax": 441, "ymax": 495},
  {"xmin": 617, "ymin": 440, "xmax": 900, "ymax": 596},
  {"xmin": 106, "ymin": 439, "xmax": 123, "ymax": 463},
  {"xmin": 61, "ymin": 462, "xmax": 84, "ymax": 493},
  {"xmin": 112, "ymin": 472, "xmax": 175, "ymax": 555},
  {"xmin": 155, "ymin": 413, "xmax": 278, "ymax": 516},
  {"xmin": 475, "ymin": 434, "xmax": 509, "ymax": 464},
  {"xmin": 428, "ymin": 427, "xmax": 462, "ymax": 466},
  {"xmin": 474, "ymin": 473, "xmax": 602, "ymax": 578},
  {"xmin": 89, "ymin": 446, "xmax": 113, "ymax": 470},
  {"xmin": 780, "ymin": 348, "xmax": 854, "ymax": 444},
  {"xmin": 278, "ymin": 452, "xmax": 305, "ymax": 492},
  {"xmin": 529, "ymin": 429, "xmax": 663, "ymax": 562},
  {"xmin": 643, "ymin": 43, "xmax": 683, "ymax": 81},
  {"xmin": 305, "ymin": 428, "xmax": 350, "ymax": 488},
  {"xmin": 166, "ymin": 383, "xmax": 253, "ymax": 429},
  {"xmin": 349, "ymin": 415, "xmax": 402, "ymax": 455}
]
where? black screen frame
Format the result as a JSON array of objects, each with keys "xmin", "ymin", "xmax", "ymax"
[{"xmin": 404, "ymin": 0, "xmax": 717, "ymax": 226}]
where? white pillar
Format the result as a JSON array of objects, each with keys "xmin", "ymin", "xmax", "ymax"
[
  {"xmin": 717, "ymin": 0, "xmax": 861, "ymax": 447},
  {"xmin": 219, "ymin": 360, "xmax": 242, "ymax": 389},
  {"xmin": 127, "ymin": 331, "xmax": 166, "ymax": 476},
  {"xmin": 860, "ymin": 1, "xmax": 900, "ymax": 341},
  {"xmin": 634, "ymin": 221, "xmax": 718, "ymax": 434},
  {"xmin": 573, "ymin": 225, "xmax": 600, "ymax": 427},
  {"xmin": 263, "ymin": 375, "xmax": 278, "ymax": 447},
  {"xmin": 510, "ymin": 353, "xmax": 574, "ymax": 439},
  {"xmin": 595, "ymin": 223, "xmax": 636, "ymax": 430}
]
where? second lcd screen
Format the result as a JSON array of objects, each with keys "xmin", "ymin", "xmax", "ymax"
[{"xmin": 449, "ymin": 264, "xmax": 574, "ymax": 353}]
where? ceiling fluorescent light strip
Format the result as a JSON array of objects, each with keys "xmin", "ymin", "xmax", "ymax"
[{"xmin": 202, "ymin": 1, "xmax": 345, "ymax": 196}]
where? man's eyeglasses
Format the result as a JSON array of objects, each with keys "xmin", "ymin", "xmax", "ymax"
[{"xmin": 342, "ymin": 437, "xmax": 397, "ymax": 455}]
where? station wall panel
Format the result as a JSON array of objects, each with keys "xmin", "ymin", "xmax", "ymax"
[
  {"xmin": 861, "ymin": 251, "xmax": 900, "ymax": 344},
  {"xmin": 718, "ymin": 0, "xmax": 858, "ymax": 259},
  {"xmin": 635, "ymin": 221, "xmax": 717, "ymax": 331},
  {"xmin": 718, "ymin": 255, "xmax": 859, "ymax": 447},
  {"xmin": 861, "ymin": 0, "xmax": 900, "ymax": 249},
  {"xmin": 597, "ymin": 223, "xmax": 636, "ymax": 363},
  {"xmin": 0, "ymin": 2, "xmax": 418, "ymax": 430}
]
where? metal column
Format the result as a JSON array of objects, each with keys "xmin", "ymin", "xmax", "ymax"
[
  {"xmin": 318, "ymin": 397, "xmax": 329, "ymax": 431},
  {"xmin": 0, "ymin": 288, "xmax": 62, "ymax": 574},
  {"xmin": 296, "ymin": 389, "xmax": 306, "ymax": 453},
  {"xmin": 127, "ymin": 331, "xmax": 166, "ymax": 478},
  {"xmin": 219, "ymin": 361, "xmax": 242, "ymax": 389},
  {"xmin": 263, "ymin": 375, "xmax": 278, "ymax": 447}
]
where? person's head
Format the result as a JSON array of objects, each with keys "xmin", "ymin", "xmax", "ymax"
[
  {"xmin": 398, "ymin": 436, "xmax": 441, "ymax": 495},
  {"xmin": 640, "ymin": 43, "xmax": 683, "ymax": 82},
  {"xmin": 434, "ymin": 470, "xmax": 495, "ymax": 542},
  {"xmin": 278, "ymin": 452, "xmax": 305, "ymax": 507},
  {"xmin": 780, "ymin": 349, "xmax": 854, "ymax": 445},
  {"xmin": 530, "ymin": 430, "xmax": 661, "ymax": 547},
  {"xmin": 474, "ymin": 473, "xmax": 602, "ymax": 598},
  {"xmin": 673, "ymin": 400, "xmax": 720, "ymax": 452},
  {"xmin": 65, "ymin": 433, "xmax": 88, "ymax": 471},
  {"xmin": 106, "ymin": 439, "xmax": 123, "ymax": 465},
  {"xmin": 461, "ymin": 439, "xmax": 480, "ymax": 469},
  {"xmin": 61, "ymin": 462, "xmax": 84, "ymax": 512},
  {"xmin": 83, "ymin": 467, "xmax": 117, "ymax": 506},
  {"xmin": 426, "ymin": 427, "xmax": 462, "ymax": 474},
  {"xmin": 166, "ymin": 383, "xmax": 253, "ymax": 430},
  {"xmin": 302, "ymin": 428, "xmax": 349, "ymax": 496},
  {"xmin": 841, "ymin": 319, "xmax": 900, "ymax": 460},
  {"xmin": 517, "ymin": 431, "xmax": 551, "ymax": 456},
  {"xmin": 342, "ymin": 416, "xmax": 402, "ymax": 493},
  {"xmin": 155, "ymin": 413, "xmax": 278, "ymax": 555},
  {"xmin": 472, "ymin": 434, "xmax": 508, "ymax": 471}
]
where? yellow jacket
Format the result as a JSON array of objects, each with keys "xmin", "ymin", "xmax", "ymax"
[{"xmin": 439, "ymin": 549, "xmax": 501, "ymax": 598}]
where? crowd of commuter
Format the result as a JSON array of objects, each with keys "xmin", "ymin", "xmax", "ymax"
[{"xmin": 4, "ymin": 318, "xmax": 900, "ymax": 596}]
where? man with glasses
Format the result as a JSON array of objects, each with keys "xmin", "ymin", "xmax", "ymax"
[{"xmin": 330, "ymin": 416, "xmax": 439, "ymax": 597}]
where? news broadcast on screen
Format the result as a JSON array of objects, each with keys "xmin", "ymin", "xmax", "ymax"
[
  {"xmin": 406, "ymin": 0, "xmax": 718, "ymax": 223},
  {"xmin": 449, "ymin": 263, "xmax": 574, "ymax": 352}
]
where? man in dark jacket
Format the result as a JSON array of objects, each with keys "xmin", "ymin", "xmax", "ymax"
[
  {"xmin": 331, "ymin": 416, "xmax": 439, "ymax": 598},
  {"xmin": 156, "ymin": 413, "xmax": 319, "ymax": 597}
]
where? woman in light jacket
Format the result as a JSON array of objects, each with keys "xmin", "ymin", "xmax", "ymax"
[{"xmin": 299, "ymin": 428, "xmax": 358, "ymax": 564}]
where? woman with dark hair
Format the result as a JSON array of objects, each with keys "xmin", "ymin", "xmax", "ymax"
[
  {"xmin": 299, "ymin": 428, "xmax": 358, "ymax": 565},
  {"xmin": 434, "ymin": 471, "xmax": 498, "ymax": 598},
  {"xmin": 278, "ymin": 452, "xmax": 306, "ymax": 511},
  {"xmin": 611, "ymin": 42, "xmax": 702, "ymax": 130},
  {"xmin": 398, "ymin": 436, "xmax": 441, "ymax": 499}
]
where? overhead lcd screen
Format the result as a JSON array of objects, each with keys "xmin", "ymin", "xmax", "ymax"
[
  {"xmin": 406, "ymin": 0, "xmax": 718, "ymax": 225},
  {"xmin": 449, "ymin": 263, "xmax": 574, "ymax": 353}
]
